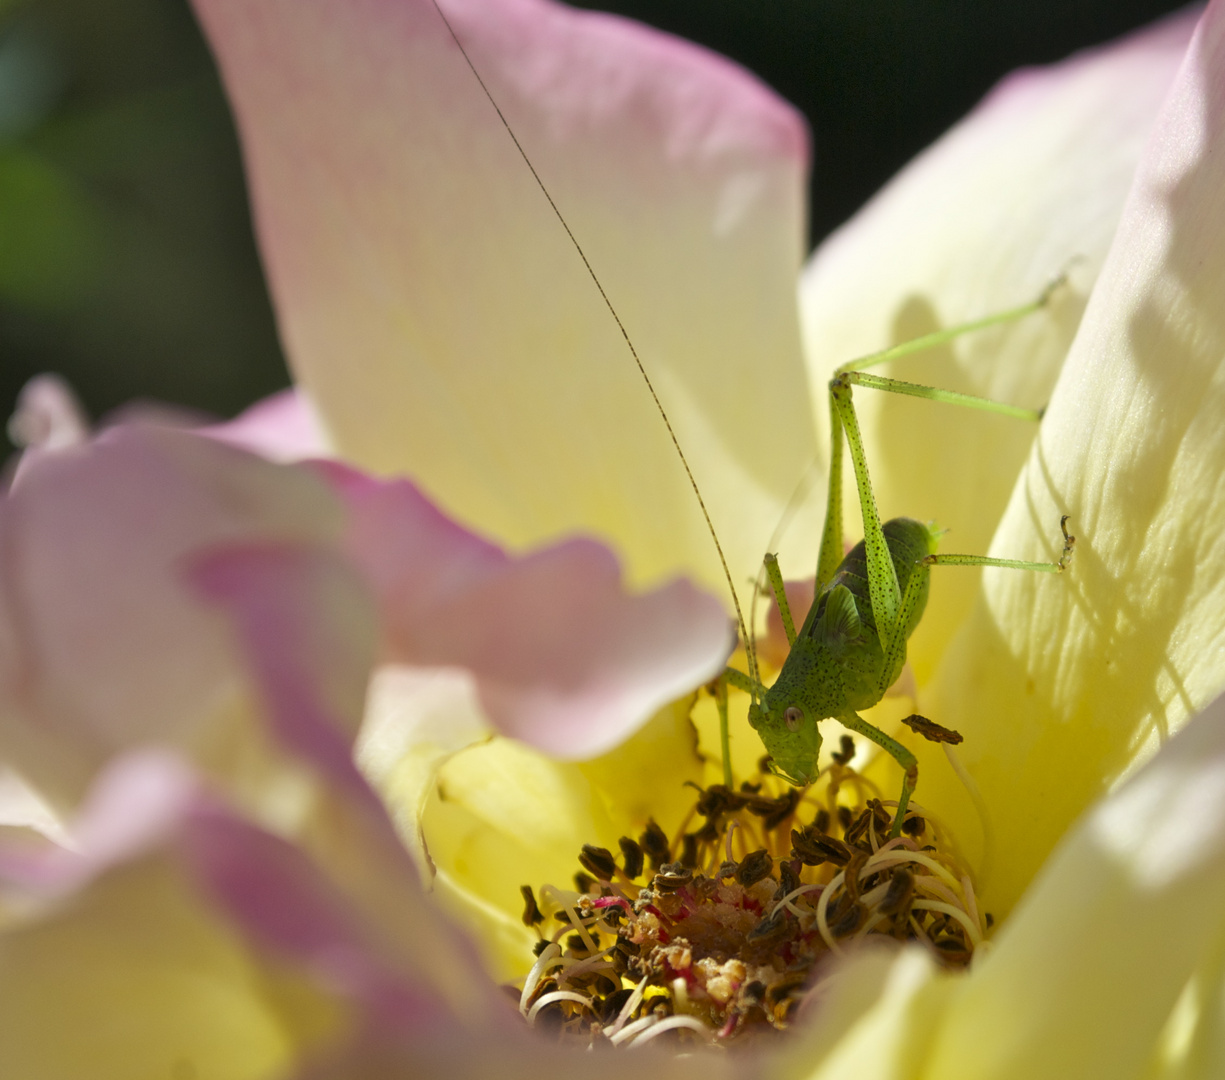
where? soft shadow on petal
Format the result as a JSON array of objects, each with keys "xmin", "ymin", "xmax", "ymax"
[
  {"xmin": 192, "ymin": 0, "xmax": 817, "ymax": 594},
  {"xmin": 928, "ymin": 0, "xmax": 1225, "ymax": 918},
  {"xmin": 800, "ymin": 9, "xmax": 1196, "ymax": 684}
]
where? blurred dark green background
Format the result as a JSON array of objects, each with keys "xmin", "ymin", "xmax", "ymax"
[{"xmin": 0, "ymin": 0, "xmax": 1193, "ymax": 447}]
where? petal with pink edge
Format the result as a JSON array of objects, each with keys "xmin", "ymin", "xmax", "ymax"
[
  {"xmin": 193, "ymin": 0, "xmax": 817, "ymax": 596},
  {"xmin": 204, "ymin": 387, "xmax": 333, "ymax": 463},
  {"xmin": 322, "ymin": 465, "xmax": 734, "ymax": 758}
]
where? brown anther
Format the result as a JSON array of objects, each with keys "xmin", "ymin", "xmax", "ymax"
[
  {"xmin": 679, "ymin": 833, "xmax": 699, "ymax": 869},
  {"xmin": 742, "ymin": 980, "xmax": 766, "ymax": 1005},
  {"xmin": 829, "ymin": 900, "xmax": 864, "ymax": 938},
  {"xmin": 716, "ymin": 859, "xmax": 739, "ymax": 880},
  {"xmin": 579, "ymin": 844, "xmax": 617, "ymax": 881},
  {"xmin": 573, "ymin": 871, "xmax": 594, "ymax": 894},
  {"xmin": 813, "ymin": 807, "xmax": 831, "ymax": 834},
  {"xmin": 791, "ymin": 826, "xmax": 850, "ymax": 867},
  {"xmin": 654, "ymin": 861, "xmax": 693, "ymax": 891},
  {"xmin": 901, "ymin": 814, "xmax": 926, "ymax": 838},
  {"xmin": 599, "ymin": 987, "xmax": 635, "ymax": 1023},
  {"xmin": 746, "ymin": 908, "xmax": 790, "ymax": 944},
  {"xmin": 773, "ymin": 997, "xmax": 800, "ymax": 1025},
  {"xmin": 765, "ymin": 972, "xmax": 808, "ymax": 1006},
  {"xmin": 618, "ymin": 836, "xmax": 644, "ymax": 880},
  {"xmin": 901, "ymin": 713, "xmax": 964, "ymax": 745},
  {"xmin": 735, "ymin": 849, "xmax": 775, "ymax": 888},
  {"xmin": 690, "ymin": 782, "xmax": 748, "ymax": 817},
  {"xmin": 837, "ymin": 806, "xmax": 854, "ymax": 831},
  {"xmin": 831, "ymin": 734, "xmax": 856, "ymax": 766},
  {"xmin": 774, "ymin": 860, "xmax": 800, "ymax": 901},
  {"xmin": 532, "ymin": 938, "xmax": 550, "ymax": 957},
  {"xmin": 638, "ymin": 820, "xmax": 671, "ymax": 871},
  {"xmin": 843, "ymin": 851, "xmax": 869, "ymax": 903},
  {"xmin": 877, "ymin": 868, "xmax": 915, "ymax": 916},
  {"xmin": 843, "ymin": 809, "xmax": 873, "ymax": 847},
  {"xmin": 519, "ymin": 884, "xmax": 544, "ymax": 926},
  {"xmin": 866, "ymin": 799, "xmax": 892, "ymax": 829},
  {"xmin": 762, "ymin": 788, "xmax": 802, "ymax": 831},
  {"xmin": 933, "ymin": 938, "xmax": 972, "ymax": 965}
]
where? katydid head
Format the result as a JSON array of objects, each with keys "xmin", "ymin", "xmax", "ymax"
[{"xmin": 748, "ymin": 688, "xmax": 822, "ymax": 786}]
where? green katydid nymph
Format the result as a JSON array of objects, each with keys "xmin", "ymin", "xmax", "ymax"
[
  {"xmin": 718, "ymin": 290, "xmax": 1076, "ymax": 837},
  {"xmin": 432, "ymin": 0, "xmax": 1075, "ymax": 843}
]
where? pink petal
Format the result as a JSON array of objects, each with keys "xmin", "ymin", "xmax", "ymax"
[
  {"xmin": 0, "ymin": 747, "xmax": 494, "ymax": 1067},
  {"xmin": 192, "ymin": 0, "xmax": 817, "ymax": 596},
  {"xmin": 0, "ymin": 424, "xmax": 344, "ymax": 805},
  {"xmin": 0, "ymin": 748, "xmax": 197, "ymax": 894},
  {"xmin": 180, "ymin": 550, "xmax": 518, "ymax": 1035},
  {"xmin": 323, "ymin": 465, "xmax": 733, "ymax": 757},
  {"xmin": 183, "ymin": 806, "xmax": 454, "ymax": 1034},
  {"xmin": 187, "ymin": 543, "xmax": 378, "ymax": 800},
  {"xmin": 204, "ymin": 388, "xmax": 333, "ymax": 462},
  {"xmin": 6, "ymin": 374, "xmax": 89, "ymax": 454}
]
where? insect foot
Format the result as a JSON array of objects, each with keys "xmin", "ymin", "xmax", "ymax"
[{"xmin": 516, "ymin": 758, "xmax": 985, "ymax": 1048}]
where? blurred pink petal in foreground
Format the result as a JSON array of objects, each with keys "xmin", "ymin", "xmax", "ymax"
[{"xmin": 0, "ymin": 420, "xmax": 731, "ymax": 810}]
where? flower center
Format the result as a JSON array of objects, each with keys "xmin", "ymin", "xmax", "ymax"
[{"xmin": 516, "ymin": 738, "xmax": 985, "ymax": 1048}]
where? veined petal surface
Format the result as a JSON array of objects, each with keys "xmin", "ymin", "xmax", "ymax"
[{"xmin": 927, "ymin": 0, "xmax": 1225, "ymax": 918}]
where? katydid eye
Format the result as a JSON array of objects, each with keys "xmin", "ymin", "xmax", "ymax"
[{"xmin": 784, "ymin": 707, "xmax": 803, "ymax": 731}]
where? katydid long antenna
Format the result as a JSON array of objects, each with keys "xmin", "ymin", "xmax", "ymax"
[{"xmin": 428, "ymin": 0, "xmax": 761, "ymax": 691}]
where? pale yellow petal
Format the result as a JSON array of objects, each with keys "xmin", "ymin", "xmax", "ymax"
[
  {"xmin": 770, "ymin": 948, "xmax": 950, "ymax": 1080},
  {"xmin": 414, "ymin": 696, "xmax": 703, "ymax": 980},
  {"xmin": 922, "ymin": 692, "xmax": 1225, "ymax": 1080},
  {"xmin": 0, "ymin": 855, "xmax": 340, "ymax": 1080},
  {"xmin": 195, "ymin": 0, "xmax": 817, "ymax": 595},
  {"xmin": 927, "ymin": 3, "xmax": 1225, "ymax": 918}
]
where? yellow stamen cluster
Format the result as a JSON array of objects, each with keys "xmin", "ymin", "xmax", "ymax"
[{"xmin": 517, "ymin": 748, "xmax": 984, "ymax": 1047}]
